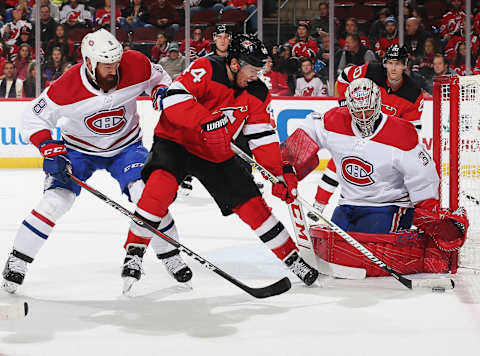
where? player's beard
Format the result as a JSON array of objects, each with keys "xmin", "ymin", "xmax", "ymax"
[{"xmin": 97, "ymin": 73, "xmax": 118, "ymax": 92}]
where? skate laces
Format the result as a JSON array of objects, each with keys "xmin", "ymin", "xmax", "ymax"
[
  {"xmin": 163, "ymin": 255, "xmax": 186, "ymax": 274},
  {"xmin": 7, "ymin": 255, "xmax": 27, "ymax": 275},
  {"xmin": 289, "ymin": 257, "xmax": 311, "ymax": 278},
  {"xmin": 123, "ymin": 255, "xmax": 144, "ymax": 275}
]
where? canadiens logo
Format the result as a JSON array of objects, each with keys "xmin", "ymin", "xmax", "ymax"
[
  {"xmin": 381, "ymin": 104, "xmax": 397, "ymax": 116},
  {"xmin": 341, "ymin": 156, "xmax": 375, "ymax": 186},
  {"xmin": 84, "ymin": 107, "xmax": 126, "ymax": 135}
]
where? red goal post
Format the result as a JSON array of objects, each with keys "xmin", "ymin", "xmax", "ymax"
[{"xmin": 433, "ymin": 75, "xmax": 480, "ymax": 271}]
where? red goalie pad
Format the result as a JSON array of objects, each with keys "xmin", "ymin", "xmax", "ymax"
[
  {"xmin": 280, "ymin": 129, "xmax": 319, "ymax": 180},
  {"xmin": 310, "ymin": 226, "xmax": 456, "ymax": 276}
]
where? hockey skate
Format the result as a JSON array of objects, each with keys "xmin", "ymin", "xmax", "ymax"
[
  {"xmin": 121, "ymin": 243, "xmax": 146, "ymax": 294},
  {"xmin": 157, "ymin": 250, "xmax": 193, "ymax": 286},
  {"xmin": 284, "ymin": 251, "xmax": 319, "ymax": 286},
  {"xmin": 2, "ymin": 251, "xmax": 29, "ymax": 294},
  {"xmin": 178, "ymin": 176, "xmax": 193, "ymax": 196}
]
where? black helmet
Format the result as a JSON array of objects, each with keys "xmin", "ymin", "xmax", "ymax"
[
  {"xmin": 384, "ymin": 44, "xmax": 409, "ymax": 64},
  {"xmin": 227, "ymin": 33, "xmax": 269, "ymax": 68},
  {"xmin": 214, "ymin": 24, "xmax": 231, "ymax": 37}
]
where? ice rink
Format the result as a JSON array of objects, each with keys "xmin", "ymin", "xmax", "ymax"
[{"xmin": 1, "ymin": 169, "xmax": 480, "ymax": 356}]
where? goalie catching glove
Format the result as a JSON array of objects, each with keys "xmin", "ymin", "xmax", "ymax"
[
  {"xmin": 272, "ymin": 164, "xmax": 298, "ymax": 203},
  {"xmin": 414, "ymin": 199, "xmax": 469, "ymax": 251},
  {"xmin": 39, "ymin": 140, "xmax": 72, "ymax": 184}
]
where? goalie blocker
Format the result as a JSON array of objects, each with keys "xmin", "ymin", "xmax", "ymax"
[{"xmin": 281, "ymin": 128, "xmax": 469, "ymax": 275}]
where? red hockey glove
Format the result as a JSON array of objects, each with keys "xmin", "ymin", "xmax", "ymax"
[
  {"xmin": 414, "ymin": 199, "xmax": 469, "ymax": 251},
  {"xmin": 272, "ymin": 164, "xmax": 298, "ymax": 203},
  {"xmin": 39, "ymin": 140, "xmax": 71, "ymax": 184},
  {"xmin": 200, "ymin": 114, "xmax": 231, "ymax": 158}
]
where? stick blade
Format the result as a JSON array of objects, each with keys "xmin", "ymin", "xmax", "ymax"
[
  {"xmin": 0, "ymin": 301, "xmax": 28, "ymax": 320},
  {"xmin": 410, "ymin": 278, "xmax": 455, "ymax": 290},
  {"xmin": 246, "ymin": 277, "xmax": 292, "ymax": 299}
]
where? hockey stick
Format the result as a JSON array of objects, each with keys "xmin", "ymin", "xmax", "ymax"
[
  {"xmin": 68, "ymin": 174, "xmax": 291, "ymax": 299},
  {"xmin": 231, "ymin": 143, "xmax": 454, "ymax": 291},
  {"xmin": 0, "ymin": 301, "xmax": 28, "ymax": 320}
]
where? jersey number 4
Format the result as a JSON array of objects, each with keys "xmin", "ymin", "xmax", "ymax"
[{"xmin": 183, "ymin": 63, "xmax": 207, "ymax": 83}]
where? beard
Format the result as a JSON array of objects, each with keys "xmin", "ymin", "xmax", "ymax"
[{"xmin": 96, "ymin": 73, "xmax": 118, "ymax": 92}]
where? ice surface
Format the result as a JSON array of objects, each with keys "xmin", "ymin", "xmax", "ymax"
[{"xmin": 0, "ymin": 170, "xmax": 479, "ymax": 356}]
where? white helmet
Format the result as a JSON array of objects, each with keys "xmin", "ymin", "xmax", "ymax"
[
  {"xmin": 345, "ymin": 78, "xmax": 382, "ymax": 137},
  {"xmin": 81, "ymin": 28, "xmax": 123, "ymax": 83}
]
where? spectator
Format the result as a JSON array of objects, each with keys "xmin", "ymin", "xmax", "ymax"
[
  {"xmin": 151, "ymin": 32, "xmax": 170, "ymax": 63},
  {"xmin": 444, "ymin": 19, "xmax": 480, "ymax": 61},
  {"xmin": 43, "ymin": 46, "xmax": 67, "ymax": 82},
  {"xmin": 336, "ymin": 34, "xmax": 376, "ymax": 74},
  {"xmin": 22, "ymin": 60, "xmax": 49, "ymax": 97},
  {"xmin": 405, "ymin": 17, "xmax": 430, "ymax": 60},
  {"xmin": 1, "ymin": 6, "xmax": 32, "ymax": 46},
  {"xmin": 315, "ymin": 32, "xmax": 335, "ymax": 83},
  {"xmin": 338, "ymin": 18, "xmax": 370, "ymax": 50},
  {"xmin": 13, "ymin": 43, "xmax": 31, "ymax": 80},
  {"xmin": 311, "ymin": 2, "xmax": 339, "ymax": 37},
  {"xmin": 450, "ymin": 41, "xmax": 467, "ymax": 75},
  {"xmin": 60, "ymin": 0, "xmax": 91, "ymax": 30},
  {"xmin": 374, "ymin": 16, "xmax": 398, "ymax": 59},
  {"xmin": 260, "ymin": 56, "xmax": 290, "ymax": 96},
  {"xmin": 159, "ymin": 42, "xmax": 186, "ymax": 79},
  {"xmin": 0, "ymin": 51, "xmax": 6, "ymax": 78},
  {"xmin": 440, "ymin": 0, "xmax": 465, "ymax": 41},
  {"xmin": 368, "ymin": 8, "xmax": 390, "ymax": 48},
  {"xmin": 210, "ymin": 24, "xmax": 231, "ymax": 56},
  {"xmin": 16, "ymin": 25, "xmax": 34, "ymax": 48},
  {"xmin": 149, "ymin": 0, "xmax": 180, "ymax": 34},
  {"xmin": 0, "ymin": 61, "xmax": 23, "ymax": 98},
  {"xmin": 51, "ymin": 0, "xmax": 66, "ymax": 7},
  {"xmin": 45, "ymin": 24, "xmax": 75, "ymax": 62},
  {"xmin": 179, "ymin": 27, "xmax": 210, "ymax": 59},
  {"xmin": 32, "ymin": 0, "xmax": 61, "ymax": 23},
  {"xmin": 272, "ymin": 44, "xmax": 297, "ymax": 94},
  {"xmin": 189, "ymin": 1, "xmax": 224, "ymax": 18},
  {"xmin": 412, "ymin": 37, "xmax": 438, "ymax": 79},
  {"xmin": 120, "ymin": 0, "xmax": 151, "ymax": 33},
  {"xmin": 288, "ymin": 21, "xmax": 319, "ymax": 60},
  {"xmin": 223, "ymin": 0, "xmax": 257, "ymax": 32},
  {"xmin": 95, "ymin": 0, "xmax": 122, "ymax": 29},
  {"xmin": 39, "ymin": 4, "xmax": 58, "ymax": 46},
  {"xmin": 16, "ymin": 0, "xmax": 33, "ymax": 22},
  {"xmin": 295, "ymin": 57, "xmax": 327, "ymax": 97}
]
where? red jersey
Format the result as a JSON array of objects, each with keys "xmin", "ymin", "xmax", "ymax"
[
  {"xmin": 374, "ymin": 36, "xmax": 399, "ymax": 58},
  {"xmin": 288, "ymin": 39, "xmax": 319, "ymax": 59},
  {"xmin": 337, "ymin": 63, "xmax": 424, "ymax": 129},
  {"xmin": 338, "ymin": 36, "xmax": 370, "ymax": 50},
  {"xmin": 444, "ymin": 34, "xmax": 480, "ymax": 60},
  {"xmin": 180, "ymin": 39, "xmax": 211, "ymax": 59},
  {"xmin": 263, "ymin": 71, "xmax": 290, "ymax": 96},
  {"xmin": 440, "ymin": 9, "xmax": 465, "ymax": 37},
  {"xmin": 157, "ymin": 55, "xmax": 283, "ymax": 173}
]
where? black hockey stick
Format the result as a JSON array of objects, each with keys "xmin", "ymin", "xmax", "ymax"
[
  {"xmin": 68, "ymin": 174, "xmax": 291, "ymax": 299},
  {"xmin": 231, "ymin": 143, "xmax": 455, "ymax": 291}
]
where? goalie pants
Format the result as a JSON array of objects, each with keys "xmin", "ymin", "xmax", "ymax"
[
  {"xmin": 125, "ymin": 137, "xmax": 298, "ymax": 260},
  {"xmin": 332, "ymin": 204, "xmax": 414, "ymax": 233}
]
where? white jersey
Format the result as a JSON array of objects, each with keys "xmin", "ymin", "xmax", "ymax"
[
  {"xmin": 294, "ymin": 76, "xmax": 327, "ymax": 97},
  {"xmin": 299, "ymin": 107, "xmax": 439, "ymax": 207},
  {"xmin": 21, "ymin": 50, "xmax": 171, "ymax": 157},
  {"xmin": 1, "ymin": 20, "xmax": 31, "ymax": 46}
]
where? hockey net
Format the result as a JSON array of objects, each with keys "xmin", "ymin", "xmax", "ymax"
[{"xmin": 433, "ymin": 75, "xmax": 480, "ymax": 272}]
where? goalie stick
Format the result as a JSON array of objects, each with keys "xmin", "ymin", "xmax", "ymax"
[
  {"xmin": 231, "ymin": 143, "xmax": 454, "ymax": 291},
  {"xmin": 0, "ymin": 301, "xmax": 28, "ymax": 320},
  {"xmin": 68, "ymin": 174, "xmax": 291, "ymax": 299}
]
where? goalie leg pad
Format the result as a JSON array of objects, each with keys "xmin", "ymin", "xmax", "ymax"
[{"xmin": 280, "ymin": 129, "xmax": 319, "ymax": 180}]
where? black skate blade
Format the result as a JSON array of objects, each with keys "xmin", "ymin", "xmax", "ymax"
[{"xmin": 245, "ymin": 277, "xmax": 291, "ymax": 299}]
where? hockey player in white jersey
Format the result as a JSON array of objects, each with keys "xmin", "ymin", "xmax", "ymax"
[
  {"xmin": 294, "ymin": 78, "xmax": 468, "ymax": 238},
  {"xmin": 2, "ymin": 29, "xmax": 192, "ymax": 294}
]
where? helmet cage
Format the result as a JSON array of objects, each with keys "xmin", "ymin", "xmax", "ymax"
[{"xmin": 345, "ymin": 78, "xmax": 382, "ymax": 137}]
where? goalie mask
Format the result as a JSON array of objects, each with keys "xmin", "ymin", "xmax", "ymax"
[{"xmin": 345, "ymin": 78, "xmax": 382, "ymax": 137}]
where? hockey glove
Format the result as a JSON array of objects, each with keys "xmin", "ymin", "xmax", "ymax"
[
  {"xmin": 151, "ymin": 85, "xmax": 168, "ymax": 111},
  {"xmin": 414, "ymin": 199, "xmax": 469, "ymax": 251},
  {"xmin": 39, "ymin": 140, "xmax": 71, "ymax": 184},
  {"xmin": 272, "ymin": 164, "xmax": 298, "ymax": 204},
  {"xmin": 200, "ymin": 114, "xmax": 231, "ymax": 158}
]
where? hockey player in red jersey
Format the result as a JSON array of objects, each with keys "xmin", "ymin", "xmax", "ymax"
[
  {"xmin": 315, "ymin": 44, "xmax": 424, "ymax": 213},
  {"xmin": 2, "ymin": 29, "xmax": 177, "ymax": 294},
  {"xmin": 121, "ymin": 34, "xmax": 320, "ymax": 289}
]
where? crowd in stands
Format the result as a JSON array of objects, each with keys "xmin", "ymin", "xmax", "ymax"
[{"xmin": 0, "ymin": 0, "xmax": 478, "ymax": 98}]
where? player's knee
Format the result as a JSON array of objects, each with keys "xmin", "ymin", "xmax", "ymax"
[
  {"xmin": 233, "ymin": 196, "xmax": 272, "ymax": 230},
  {"xmin": 36, "ymin": 188, "xmax": 76, "ymax": 221},
  {"xmin": 137, "ymin": 169, "xmax": 178, "ymax": 217}
]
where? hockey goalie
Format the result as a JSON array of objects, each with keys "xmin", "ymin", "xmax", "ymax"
[{"xmin": 281, "ymin": 78, "xmax": 469, "ymax": 276}]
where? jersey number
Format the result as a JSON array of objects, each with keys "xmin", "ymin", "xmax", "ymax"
[
  {"xmin": 352, "ymin": 66, "xmax": 363, "ymax": 79},
  {"xmin": 183, "ymin": 63, "xmax": 207, "ymax": 83}
]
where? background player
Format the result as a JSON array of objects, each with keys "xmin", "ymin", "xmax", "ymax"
[
  {"xmin": 121, "ymin": 34, "xmax": 319, "ymax": 289},
  {"xmin": 315, "ymin": 44, "xmax": 424, "ymax": 213},
  {"xmin": 1, "ymin": 29, "xmax": 184, "ymax": 294},
  {"xmin": 295, "ymin": 78, "xmax": 466, "ymax": 241}
]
